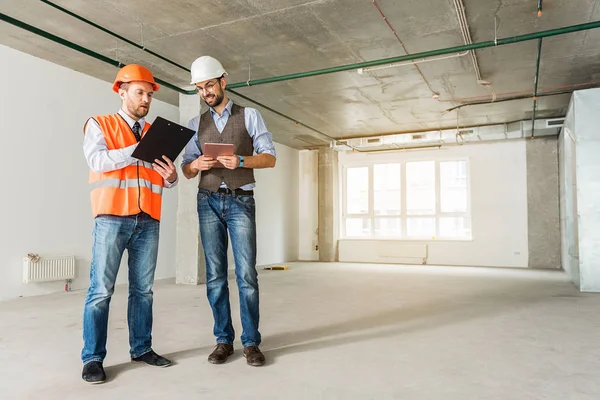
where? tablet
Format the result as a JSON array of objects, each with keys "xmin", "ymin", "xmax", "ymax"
[
  {"xmin": 204, "ymin": 143, "xmax": 235, "ymax": 168},
  {"xmin": 131, "ymin": 116, "xmax": 196, "ymax": 164}
]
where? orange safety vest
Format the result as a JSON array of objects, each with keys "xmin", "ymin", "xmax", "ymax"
[{"xmin": 85, "ymin": 114, "xmax": 164, "ymax": 220}]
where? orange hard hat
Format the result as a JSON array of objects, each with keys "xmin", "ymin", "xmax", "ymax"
[{"xmin": 112, "ymin": 64, "xmax": 160, "ymax": 93}]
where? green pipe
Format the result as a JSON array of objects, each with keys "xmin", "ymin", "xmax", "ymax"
[
  {"xmin": 531, "ymin": 38, "xmax": 543, "ymax": 138},
  {"xmin": 40, "ymin": 0, "xmax": 335, "ymax": 140},
  {"xmin": 40, "ymin": 0, "xmax": 190, "ymax": 72},
  {"xmin": 5, "ymin": 8, "xmax": 335, "ymax": 144},
  {"xmin": 0, "ymin": 12, "xmax": 188, "ymax": 94},
  {"xmin": 227, "ymin": 20, "xmax": 600, "ymax": 89},
  {"xmin": 227, "ymin": 89, "xmax": 336, "ymax": 142},
  {"xmin": 4, "ymin": 10, "xmax": 597, "ymax": 145},
  {"xmin": 0, "ymin": 13, "xmax": 120, "ymax": 68},
  {"xmin": 22, "ymin": 5, "xmax": 600, "ymax": 139}
]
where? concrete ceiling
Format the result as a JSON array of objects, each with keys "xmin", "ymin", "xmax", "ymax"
[{"xmin": 2, "ymin": 0, "xmax": 600, "ymax": 149}]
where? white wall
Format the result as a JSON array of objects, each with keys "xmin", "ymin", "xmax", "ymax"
[
  {"xmin": 333, "ymin": 140, "xmax": 530, "ymax": 268},
  {"xmin": 254, "ymin": 143, "xmax": 299, "ymax": 265},
  {"xmin": 298, "ymin": 150, "xmax": 319, "ymax": 261},
  {"xmin": 560, "ymin": 88, "xmax": 600, "ymax": 292},
  {"xmin": 559, "ymin": 125, "xmax": 579, "ymax": 287},
  {"xmin": 0, "ymin": 45, "xmax": 179, "ymax": 302}
]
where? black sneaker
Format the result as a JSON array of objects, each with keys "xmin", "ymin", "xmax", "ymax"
[
  {"xmin": 131, "ymin": 350, "xmax": 172, "ymax": 367},
  {"xmin": 82, "ymin": 361, "xmax": 106, "ymax": 384}
]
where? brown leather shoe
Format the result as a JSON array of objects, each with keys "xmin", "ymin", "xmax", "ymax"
[
  {"xmin": 208, "ymin": 344, "xmax": 234, "ymax": 364},
  {"xmin": 243, "ymin": 346, "xmax": 265, "ymax": 366}
]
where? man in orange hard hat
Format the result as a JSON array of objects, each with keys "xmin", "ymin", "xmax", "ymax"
[{"xmin": 81, "ymin": 64, "xmax": 177, "ymax": 384}]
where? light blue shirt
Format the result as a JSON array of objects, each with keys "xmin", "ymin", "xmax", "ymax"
[{"xmin": 181, "ymin": 100, "xmax": 276, "ymax": 190}]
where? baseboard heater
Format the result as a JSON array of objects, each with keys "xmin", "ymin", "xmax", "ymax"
[
  {"xmin": 339, "ymin": 241, "xmax": 429, "ymax": 264},
  {"xmin": 23, "ymin": 255, "xmax": 76, "ymax": 288}
]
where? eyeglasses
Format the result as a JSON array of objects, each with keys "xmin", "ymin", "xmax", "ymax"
[{"xmin": 195, "ymin": 78, "xmax": 221, "ymax": 94}]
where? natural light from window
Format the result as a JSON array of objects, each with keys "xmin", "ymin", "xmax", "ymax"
[{"xmin": 344, "ymin": 159, "xmax": 471, "ymax": 240}]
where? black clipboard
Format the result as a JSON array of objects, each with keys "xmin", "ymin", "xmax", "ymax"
[{"xmin": 131, "ymin": 116, "xmax": 196, "ymax": 163}]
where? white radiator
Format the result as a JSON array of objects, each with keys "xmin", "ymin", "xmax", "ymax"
[
  {"xmin": 339, "ymin": 240, "xmax": 429, "ymax": 264},
  {"xmin": 376, "ymin": 242, "xmax": 428, "ymax": 261},
  {"xmin": 23, "ymin": 255, "xmax": 76, "ymax": 283}
]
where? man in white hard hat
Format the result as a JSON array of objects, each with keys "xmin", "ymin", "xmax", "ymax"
[{"xmin": 181, "ymin": 56, "xmax": 276, "ymax": 367}]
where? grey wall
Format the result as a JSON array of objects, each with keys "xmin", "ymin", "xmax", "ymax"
[{"xmin": 527, "ymin": 136, "xmax": 561, "ymax": 269}]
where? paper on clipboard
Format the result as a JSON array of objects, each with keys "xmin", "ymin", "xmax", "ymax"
[{"xmin": 204, "ymin": 143, "xmax": 234, "ymax": 168}]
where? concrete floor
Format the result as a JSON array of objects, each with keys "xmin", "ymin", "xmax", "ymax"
[{"xmin": 1, "ymin": 262, "xmax": 599, "ymax": 399}]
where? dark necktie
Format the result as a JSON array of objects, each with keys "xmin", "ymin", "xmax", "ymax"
[{"xmin": 132, "ymin": 121, "xmax": 142, "ymax": 142}]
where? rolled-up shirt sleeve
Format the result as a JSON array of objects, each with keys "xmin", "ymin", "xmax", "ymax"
[
  {"xmin": 83, "ymin": 118, "xmax": 139, "ymax": 173},
  {"xmin": 245, "ymin": 108, "xmax": 276, "ymax": 157},
  {"xmin": 181, "ymin": 115, "xmax": 201, "ymax": 168}
]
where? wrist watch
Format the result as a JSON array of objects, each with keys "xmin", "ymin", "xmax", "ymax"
[{"xmin": 238, "ymin": 155, "xmax": 244, "ymax": 168}]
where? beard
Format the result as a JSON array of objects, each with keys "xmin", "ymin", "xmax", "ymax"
[
  {"xmin": 127, "ymin": 102, "xmax": 149, "ymax": 119},
  {"xmin": 203, "ymin": 92, "xmax": 224, "ymax": 108}
]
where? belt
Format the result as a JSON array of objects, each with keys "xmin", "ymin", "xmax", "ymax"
[{"xmin": 216, "ymin": 187, "xmax": 254, "ymax": 196}]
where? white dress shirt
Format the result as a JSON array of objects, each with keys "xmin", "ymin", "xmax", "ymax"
[{"xmin": 83, "ymin": 109, "xmax": 177, "ymax": 188}]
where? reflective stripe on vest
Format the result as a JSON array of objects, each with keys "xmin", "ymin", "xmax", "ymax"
[
  {"xmin": 90, "ymin": 178, "xmax": 163, "ymax": 195},
  {"xmin": 86, "ymin": 114, "xmax": 164, "ymax": 220}
]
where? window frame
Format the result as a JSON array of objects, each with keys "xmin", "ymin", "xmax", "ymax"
[{"xmin": 341, "ymin": 156, "xmax": 472, "ymax": 241}]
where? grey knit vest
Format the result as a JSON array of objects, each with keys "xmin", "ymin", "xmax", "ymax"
[{"xmin": 197, "ymin": 104, "xmax": 255, "ymax": 191}]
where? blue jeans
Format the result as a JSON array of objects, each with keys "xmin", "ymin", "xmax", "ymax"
[
  {"xmin": 81, "ymin": 213, "xmax": 160, "ymax": 364},
  {"xmin": 197, "ymin": 189, "xmax": 261, "ymax": 348}
]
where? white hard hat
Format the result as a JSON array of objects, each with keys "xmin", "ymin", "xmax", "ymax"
[{"xmin": 190, "ymin": 56, "xmax": 228, "ymax": 84}]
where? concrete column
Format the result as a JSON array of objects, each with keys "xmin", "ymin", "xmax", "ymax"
[
  {"xmin": 175, "ymin": 94, "xmax": 206, "ymax": 284},
  {"xmin": 318, "ymin": 147, "xmax": 339, "ymax": 262},
  {"xmin": 526, "ymin": 136, "xmax": 561, "ymax": 269}
]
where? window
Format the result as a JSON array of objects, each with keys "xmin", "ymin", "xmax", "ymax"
[
  {"xmin": 342, "ymin": 159, "xmax": 471, "ymax": 239},
  {"xmin": 346, "ymin": 167, "xmax": 368, "ymax": 214},
  {"xmin": 374, "ymin": 163, "xmax": 401, "ymax": 237},
  {"xmin": 345, "ymin": 167, "xmax": 369, "ymax": 237}
]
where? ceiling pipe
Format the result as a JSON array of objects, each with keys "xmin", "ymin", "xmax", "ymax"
[
  {"xmin": 4, "ymin": 8, "xmax": 600, "ymax": 143},
  {"xmin": 370, "ymin": 0, "xmax": 438, "ymax": 97},
  {"xmin": 443, "ymin": 86, "xmax": 582, "ymax": 113},
  {"xmin": 40, "ymin": 0, "xmax": 189, "ymax": 71},
  {"xmin": 437, "ymin": 79, "xmax": 600, "ymax": 103},
  {"xmin": 452, "ymin": 0, "xmax": 482, "ymax": 81},
  {"xmin": 530, "ymin": 38, "xmax": 543, "ymax": 139},
  {"xmin": 357, "ymin": 51, "xmax": 469, "ymax": 75},
  {"xmin": 0, "ymin": 12, "xmax": 186, "ymax": 94},
  {"xmin": 336, "ymin": 117, "xmax": 558, "ymax": 144},
  {"xmin": 354, "ymin": 144, "xmax": 442, "ymax": 153},
  {"xmin": 33, "ymin": 1, "xmax": 600, "ymax": 104},
  {"xmin": 29, "ymin": 2, "xmax": 600, "ymax": 100},
  {"xmin": 225, "ymin": 89, "xmax": 342, "ymax": 147},
  {"xmin": 225, "ymin": 20, "xmax": 600, "ymax": 89},
  {"xmin": 9, "ymin": 6, "xmax": 344, "ymax": 148},
  {"xmin": 451, "ymin": 0, "xmax": 496, "ymax": 101}
]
